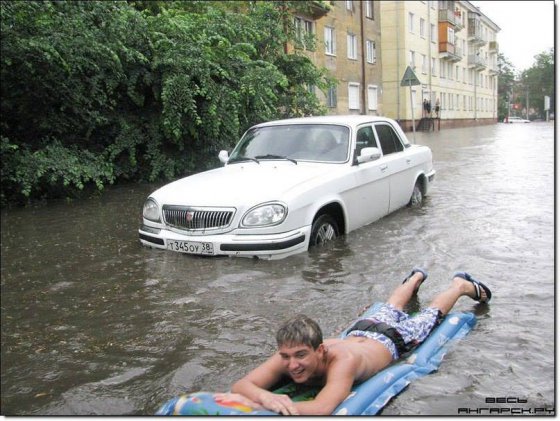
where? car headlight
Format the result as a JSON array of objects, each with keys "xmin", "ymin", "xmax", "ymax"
[
  {"xmin": 143, "ymin": 198, "xmax": 161, "ymax": 222},
  {"xmin": 241, "ymin": 203, "xmax": 287, "ymax": 227}
]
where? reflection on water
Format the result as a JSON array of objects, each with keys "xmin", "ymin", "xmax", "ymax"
[{"xmin": 1, "ymin": 123, "xmax": 554, "ymax": 415}]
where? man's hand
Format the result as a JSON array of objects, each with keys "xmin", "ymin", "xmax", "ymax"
[{"xmin": 258, "ymin": 391, "xmax": 299, "ymax": 415}]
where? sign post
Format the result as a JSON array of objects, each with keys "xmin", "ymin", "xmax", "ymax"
[
  {"xmin": 400, "ymin": 66, "xmax": 421, "ymax": 142},
  {"xmin": 544, "ymin": 95, "xmax": 550, "ymax": 122}
]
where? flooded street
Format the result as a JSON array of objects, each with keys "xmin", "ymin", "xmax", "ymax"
[{"xmin": 1, "ymin": 122, "xmax": 554, "ymax": 415}]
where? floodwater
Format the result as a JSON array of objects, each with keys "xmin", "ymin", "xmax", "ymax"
[{"xmin": 1, "ymin": 122, "xmax": 554, "ymax": 415}]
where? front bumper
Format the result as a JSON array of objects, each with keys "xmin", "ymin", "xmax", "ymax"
[{"xmin": 139, "ymin": 224, "xmax": 311, "ymax": 260}]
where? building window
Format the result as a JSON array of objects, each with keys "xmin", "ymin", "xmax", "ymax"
[
  {"xmin": 409, "ymin": 50, "xmax": 415, "ymax": 69},
  {"xmin": 348, "ymin": 83, "xmax": 360, "ymax": 110},
  {"xmin": 366, "ymin": 40, "xmax": 376, "ymax": 64},
  {"xmin": 430, "ymin": 23, "xmax": 436, "ymax": 42},
  {"xmin": 422, "ymin": 54, "xmax": 427, "ymax": 74},
  {"xmin": 440, "ymin": 61, "xmax": 445, "ymax": 78},
  {"xmin": 324, "ymin": 26, "xmax": 336, "ymax": 55},
  {"xmin": 365, "ymin": 0, "xmax": 374, "ymax": 19},
  {"xmin": 346, "ymin": 1, "xmax": 353, "ymax": 11},
  {"xmin": 420, "ymin": 18, "xmax": 425, "ymax": 38},
  {"xmin": 327, "ymin": 86, "xmax": 337, "ymax": 108},
  {"xmin": 294, "ymin": 17, "xmax": 314, "ymax": 50},
  {"xmin": 367, "ymin": 85, "xmax": 378, "ymax": 111},
  {"xmin": 408, "ymin": 12, "xmax": 414, "ymax": 33},
  {"xmin": 347, "ymin": 33, "xmax": 358, "ymax": 60},
  {"xmin": 432, "ymin": 58, "xmax": 437, "ymax": 75},
  {"xmin": 447, "ymin": 27, "xmax": 455, "ymax": 45}
]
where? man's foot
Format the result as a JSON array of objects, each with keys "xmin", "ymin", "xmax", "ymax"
[
  {"xmin": 453, "ymin": 272, "xmax": 492, "ymax": 303},
  {"xmin": 402, "ymin": 267, "xmax": 428, "ymax": 292}
]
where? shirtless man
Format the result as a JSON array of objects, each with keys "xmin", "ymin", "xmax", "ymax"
[{"xmin": 230, "ymin": 269, "xmax": 492, "ymax": 415}]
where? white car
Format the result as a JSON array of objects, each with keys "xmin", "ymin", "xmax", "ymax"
[
  {"xmin": 503, "ymin": 116, "xmax": 531, "ymax": 123},
  {"xmin": 139, "ymin": 115, "xmax": 436, "ymax": 259}
]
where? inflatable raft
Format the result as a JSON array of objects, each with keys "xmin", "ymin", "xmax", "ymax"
[{"xmin": 156, "ymin": 303, "xmax": 476, "ymax": 415}]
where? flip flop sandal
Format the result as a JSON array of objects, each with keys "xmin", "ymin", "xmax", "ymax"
[
  {"xmin": 402, "ymin": 267, "xmax": 428, "ymax": 292},
  {"xmin": 453, "ymin": 271, "xmax": 492, "ymax": 303}
]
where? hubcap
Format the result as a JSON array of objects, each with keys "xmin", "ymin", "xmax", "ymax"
[
  {"xmin": 316, "ymin": 223, "xmax": 335, "ymax": 244},
  {"xmin": 411, "ymin": 187, "xmax": 422, "ymax": 206}
]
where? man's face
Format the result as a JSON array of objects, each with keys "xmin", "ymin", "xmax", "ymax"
[{"xmin": 278, "ymin": 343, "xmax": 324, "ymax": 383}]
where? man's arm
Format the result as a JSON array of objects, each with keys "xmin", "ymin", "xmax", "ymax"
[
  {"xmin": 292, "ymin": 356, "xmax": 357, "ymax": 415},
  {"xmin": 231, "ymin": 353, "xmax": 299, "ymax": 415}
]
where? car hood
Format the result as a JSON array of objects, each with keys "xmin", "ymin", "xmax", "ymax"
[{"xmin": 150, "ymin": 162, "xmax": 340, "ymax": 207}]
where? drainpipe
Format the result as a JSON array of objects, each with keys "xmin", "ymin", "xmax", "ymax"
[
  {"xmin": 360, "ymin": 1, "xmax": 366, "ymax": 114},
  {"xmin": 427, "ymin": 2, "xmax": 432, "ymax": 104},
  {"xmin": 474, "ymin": 70, "xmax": 477, "ymax": 120},
  {"xmin": 396, "ymin": 0, "xmax": 401, "ymax": 121}
]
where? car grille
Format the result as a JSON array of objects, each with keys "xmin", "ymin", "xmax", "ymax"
[{"xmin": 162, "ymin": 205, "xmax": 235, "ymax": 231}]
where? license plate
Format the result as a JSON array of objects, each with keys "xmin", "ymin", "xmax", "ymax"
[{"xmin": 167, "ymin": 240, "xmax": 214, "ymax": 255}]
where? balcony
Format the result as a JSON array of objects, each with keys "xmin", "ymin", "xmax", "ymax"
[
  {"xmin": 308, "ymin": 1, "xmax": 331, "ymax": 19},
  {"xmin": 468, "ymin": 54, "xmax": 487, "ymax": 70},
  {"xmin": 488, "ymin": 65, "xmax": 499, "ymax": 75},
  {"xmin": 468, "ymin": 13, "xmax": 486, "ymax": 46},
  {"xmin": 468, "ymin": 27, "xmax": 486, "ymax": 46},
  {"xmin": 489, "ymin": 41, "xmax": 499, "ymax": 53},
  {"xmin": 438, "ymin": 8, "xmax": 463, "ymax": 31},
  {"xmin": 439, "ymin": 42, "xmax": 463, "ymax": 62}
]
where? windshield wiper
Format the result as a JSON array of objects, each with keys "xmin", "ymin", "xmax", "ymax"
[
  {"xmin": 228, "ymin": 156, "xmax": 260, "ymax": 164},
  {"xmin": 254, "ymin": 154, "xmax": 297, "ymax": 165}
]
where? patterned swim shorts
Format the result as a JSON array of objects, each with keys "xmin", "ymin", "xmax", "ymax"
[{"xmin": 346, "ymin": 303, "xmax": 442, "ymax": 359}]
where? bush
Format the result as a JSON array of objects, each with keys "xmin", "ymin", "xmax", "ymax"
[{"xmin": 0, "ymin": 1, "xmax": 332, "ymax": 205}]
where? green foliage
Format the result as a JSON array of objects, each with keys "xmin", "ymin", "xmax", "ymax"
[
  {"xmin": 497, "ymin": 49, "xmax": 555, "ymax": 120},
  {"xmin": 497, "ymin": 53, "xmax": 516, "ymax": 120},
  {"xmin": 519, "ymin": 48, "xmax": 554, "ymax": 118},
  {"xmin": 1, "ymin": 1, "xmax": 331, "ymax": 205}
]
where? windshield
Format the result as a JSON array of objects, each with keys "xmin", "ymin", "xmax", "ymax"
[{"xmin": 229, "ymin": 124, "xmax": 350, "ymax": 163}]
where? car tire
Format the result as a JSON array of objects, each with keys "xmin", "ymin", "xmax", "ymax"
[
  {"xmin": 309, "ymin": 214, "xmax": 339, "ymax": 247},
  {"xmin": 408, "ymin": 181, "xmax": 423, "ymax": 207}
]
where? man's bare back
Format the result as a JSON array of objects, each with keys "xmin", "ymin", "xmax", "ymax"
[{"xmin": 322, "ymin": 337, "xmax": 393, "ymax": 384}]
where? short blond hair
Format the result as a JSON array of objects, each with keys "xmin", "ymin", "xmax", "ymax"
[{"xmin": 276, "ymin": 314, "xmax": 323, "ymax": 349}]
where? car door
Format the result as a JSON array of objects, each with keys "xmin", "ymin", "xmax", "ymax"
[
  {"xmin": 344, "ymin": 125, "xmax": 390, "ymax": 231},
  {"xmin": 373, "ymin": 123, "xmax": 416, "ymax": 212}
]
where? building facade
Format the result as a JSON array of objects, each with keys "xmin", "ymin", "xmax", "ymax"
[
  {"xmin": 294, "ymin": 1, "xmax": 383, "ymax": 116},
  {"xmin": 295, "ymin": 1, "xmax": 500, "ymax": 131},
  {"xmin": 379, "ymin": 0, "xmax": 500, "ymax": 130}
]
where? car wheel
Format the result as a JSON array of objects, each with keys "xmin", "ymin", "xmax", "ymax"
[
  {"xmin": 309, "ymin": 214, "xmax": 339, "ymax": 247},
  {"xmin": 408, "ymin": 182, "xmax": 423, "ymax": 207}
]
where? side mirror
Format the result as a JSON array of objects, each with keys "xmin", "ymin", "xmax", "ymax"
[
  {"xmin": 218, "ymin": 150, "xmax": 229, "ymax": 164},
  {"xmin": 357, "ymin": 147, "xmax": 382, "ymax": 164}
]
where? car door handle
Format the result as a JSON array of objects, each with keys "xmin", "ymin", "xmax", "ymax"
[
  {"xmin": 406, "ymin": 159, "xmax": 412, "ymax": 165},
  {"xmin": 380, "ymin": 164, "xmax": 388, "ymax": 172}
]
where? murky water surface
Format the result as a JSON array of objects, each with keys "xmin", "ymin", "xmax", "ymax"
[{"xmin": 1, "ymin": 122, "xmax": 554, "ymax": 415}]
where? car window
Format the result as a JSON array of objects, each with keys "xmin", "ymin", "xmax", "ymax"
[
  {"xmin": 374, "ymin": 124, "xmax": 404, "ymax": 156},
  {"xmin": 231, "ymin": 124, "xmax": 350, "ymax": 163},
  {"xmin": 356, "ymin": 126, "xmax": 378, "ymax": 156}
]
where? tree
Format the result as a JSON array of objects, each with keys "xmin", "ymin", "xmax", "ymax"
[
  {"xmin": 1, "ymin": 1, "xmax": 333, "ymax": 205},
  {"xmin": 519, "ymin": 48, "xmax": 554, "ymax": 119},
  {"xmin": 497, "ymin": 53, "xmax": 516, "ymax": 121}
]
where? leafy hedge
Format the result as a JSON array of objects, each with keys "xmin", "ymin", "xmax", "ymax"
[{"xmin": 0, "ymin": 1, "xmax": 333, "ymax": 205}]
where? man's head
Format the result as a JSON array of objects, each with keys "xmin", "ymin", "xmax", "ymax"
[
  {"xmin": 276, "ymin": 315, "xmax": 325, "ymax": 383},
  {"xmin": 276, "ymin": 314, "xmax": 323, "ymax": 349}
]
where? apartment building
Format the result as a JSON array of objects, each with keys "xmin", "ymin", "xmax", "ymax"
[
  {"xmin": 293, "ymin": 1, "xmax": 383, "ymax": 115},
  {"xmin": 294, "ymin": 1, "xmax": 500, "ymax": 130},
  {"xmin": 379, "ymin": 1, "xmax": 500, "ymax": 130}
]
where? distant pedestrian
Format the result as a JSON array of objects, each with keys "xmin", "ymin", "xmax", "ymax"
[{"xmin": 435, "ymin": 98, "xmax": 440, "ymax": 118}]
